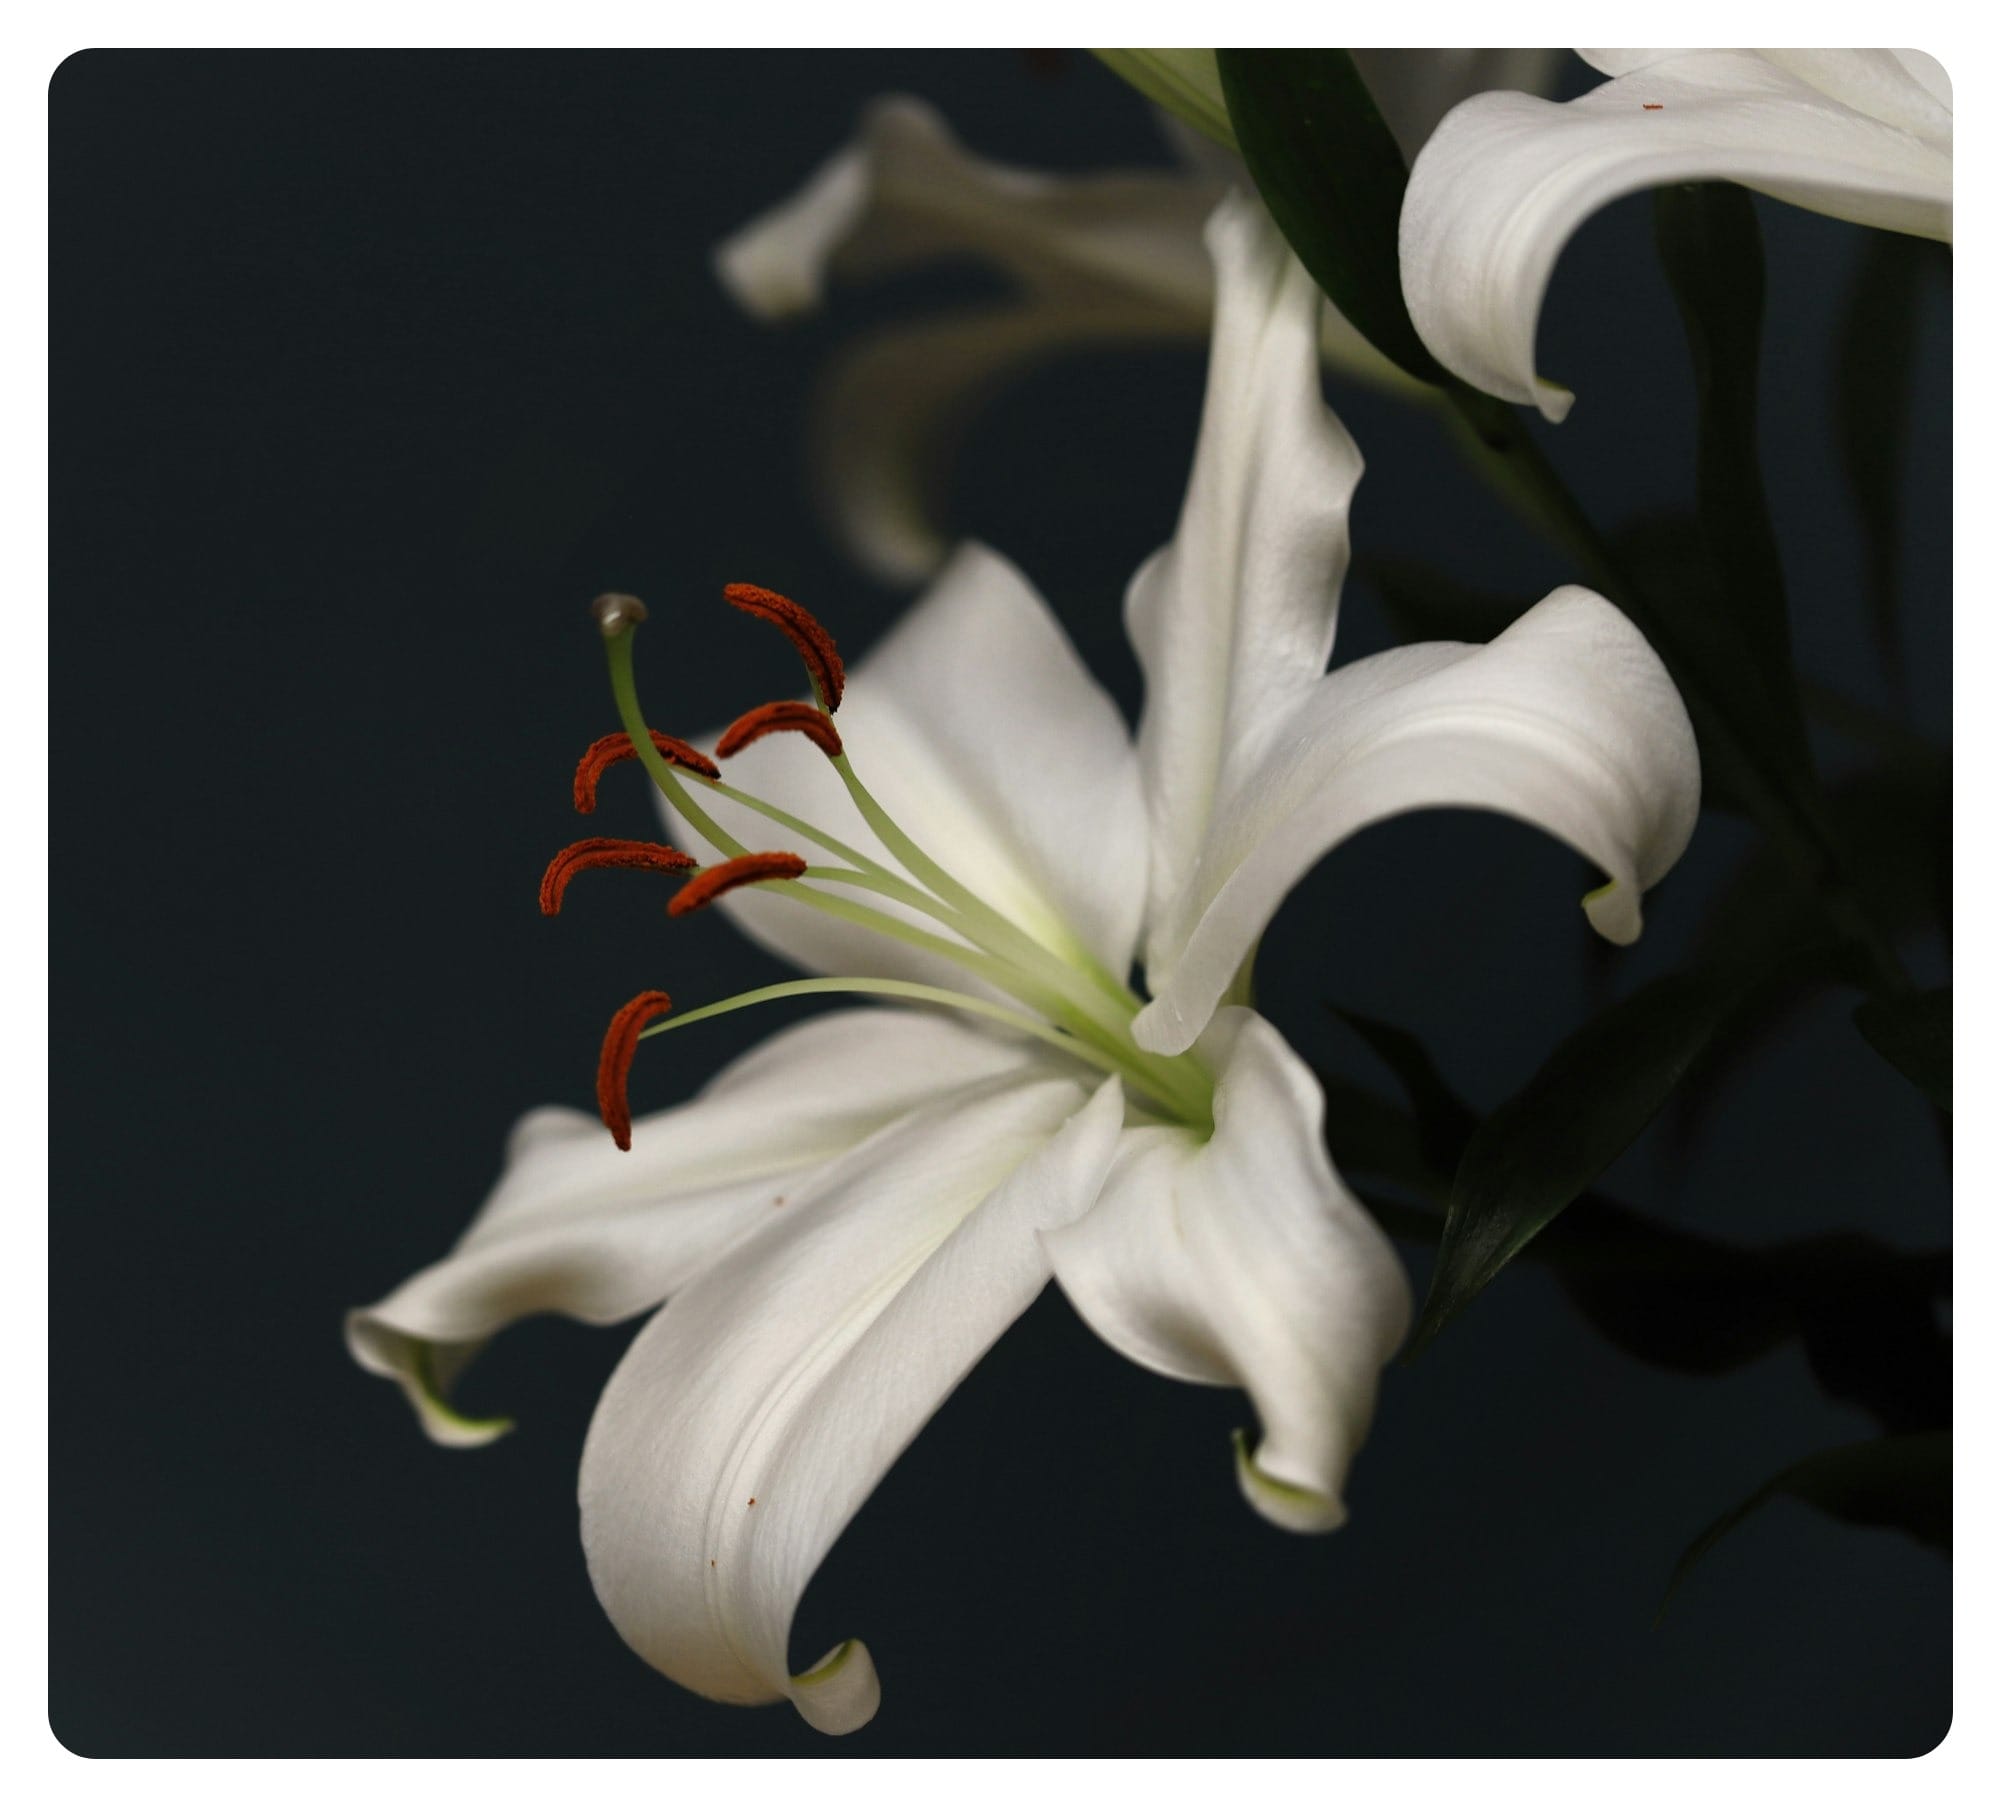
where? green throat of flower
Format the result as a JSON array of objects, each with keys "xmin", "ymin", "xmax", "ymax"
[{"xmin": 541, "ymin": 584, "xmax": 1217, "ymax": 1148}]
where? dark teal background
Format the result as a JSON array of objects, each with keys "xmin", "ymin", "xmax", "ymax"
[{"xmin": 50, "ymin": 50, "xmax": 1950, "ymax": 1754}]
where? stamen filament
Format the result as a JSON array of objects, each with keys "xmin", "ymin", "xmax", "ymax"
[
  {"xmin": 636, "ymin": 976, "xmax": 1192, "ymax": 1112},
  {"xmin": 829, "ymin": 749, "xmax": 1163, "ymax": 1046},
  {"xmin": 602, "ymin": 626, "xmax": 1066, "ymax": 1020}
]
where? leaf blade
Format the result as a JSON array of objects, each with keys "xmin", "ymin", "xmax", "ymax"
[
  {"xmin": 1661, "ymin": 1433, "xmax": 1951, "ymax": 1619},
  {"xmin": 1216, "ymin": 50, "xmax": 1445, "ymax": 385}
]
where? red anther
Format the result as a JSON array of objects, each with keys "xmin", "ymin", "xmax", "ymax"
[
  {"xmin": 573, "ymin": 730, "xmax": 720, "ymax": 813},
  {"xmin": 597, "ymin": 990, "xmax": 674, "ymax": 1151},
  {"xmin": 667, "ymin": 852, "xmax": 808, "ymax": 918},
  {"xmin": 715, "ymin": 699, "xmax": 844, "ymax": 761},
  {"xmin": 724, "ymin": 583, "xmax": 846, "ymax": 712},
  {"xmin": 540, "ymin": 838, "xmax": 699, "ymax": 916}
]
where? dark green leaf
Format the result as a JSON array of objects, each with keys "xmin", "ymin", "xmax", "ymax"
[
  {"xmin": 1653, "ymin": 183, "xmax": 1809, "ymax": 781},
  {"xmin": 1358, "ymin": 556, "xmax": 1525, "ymax": 646},
  {"xmin": 1855, "ymin": 988, "xmax": 1952, "ymax": 1108},
  {"xmin": 1412, "ymin": 957, "xmax": 1840, "ymax": 1352},
  {"xmin": 1216, "ymin": 50, "xmax": 1445, "ymax": 385},
  {"xmin": 1835, "ymin": 230, "xmax": 1948, "ymax": 692},
  {"xmin": 1319, "ymin": 1076, "xmax": 1447, "ymax": 1203},
  {"xmin": 1661, "ymin": 1433, "xmax": 1950, "ymax": 1618},
  {"xmin": 1330, "ymin": 1006, "xmax": 1477, "ymax": 1176},
  {"xmin": 1668, "ymin": 761, "xmax": 1948, "ymax": 1151},
  {"xmin": 1338, "ymin": 1082, "xmax": 1948, "ymax": 1405}
]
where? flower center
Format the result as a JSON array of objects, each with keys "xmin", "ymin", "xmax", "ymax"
[{"xmin": 549, "ymin": 585, "xmax": 1216, "ymax": 1147}]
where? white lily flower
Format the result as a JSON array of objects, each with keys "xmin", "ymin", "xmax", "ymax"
[
  {"xmin": 349, "ymin": 196, "xmax": 1699, "ymax": 1735},
  {"xmin": 717, "ymin": 54, "xmax": 1561, "ymax": 583},
  {"xmin": 1401, "ymin": 48, "xmax": 1953, "ymax": 421}
]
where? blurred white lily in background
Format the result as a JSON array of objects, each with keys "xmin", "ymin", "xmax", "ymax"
[
  {"xmin": 1401, "ymin": 48, "xmax": 1953, "ymax": 421},
  {"xmin": 717, "ymin": 51, "xmax": 1559, "ymax": 583},
  {"xmin": 350, "ymin": 197, "xmax": 1699, "ymax": 1735}
]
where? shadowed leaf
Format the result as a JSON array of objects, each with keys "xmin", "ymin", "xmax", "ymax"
[
  {"xmin": 1217, "ymin": 50, "xmax": 1445, "ymax": 385},
  {"xmin": 1834, "ymin": 230, "xmax": 1948, "ymax": 692},
  {"xmin": 1661, "ymin": 1433, "xmax": 1950, "ymax": 1618},
  {"xmin": 1855, "ymin": 988, "xmax": 1951, "ymax": 1109},
  {"xmin": 1411, "ymin": 950, "xmax": 1856, "ymax": 1353}
]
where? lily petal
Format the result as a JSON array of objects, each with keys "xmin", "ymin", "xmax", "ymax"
[
  {"xmin": 1135, "ymin": 587, "xmax": 1700, "ymax": 1056},
  {"xmin": 579, "ymin": 1072, "xmax": 1125, "ymax": 1733},
  {"xmin": 717, "ymin": 95, "xmax": 1223, "ymax": 584},
  {"xmin": 717, "ymin": 95, "xmax": 1410, "ymax": 583},
  {"xmin": 1127, "ymin": 191, "xmax": 1364, "ymax": 966},
  {"xmin": 797, "ymin": 304, "xmax": 1180, "ymax": 587},
  {"xmin": 347, "ymin": 1008, "xmax": 1051, "ymax": 1443},
  {"xmin": 667, "ymin": 541, "xmax": 1148, "ymax": 986},
  {"xmin": 1401, "ymin": 49, "xmax": 1952, "ymax": 419},
  {"xmin": 1045, "ymin": 1009, "xmax": 1409, "ymax": 1532}
]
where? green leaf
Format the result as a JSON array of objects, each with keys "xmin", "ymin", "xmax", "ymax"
[
  {"xmin": 1412, "ymin": 961, "xmax": 1801, "ymax": 1353},
  {"xmin": 1661, "ymin": 1433, "xmax": 1950, "ymax": 1618},
  {"xmin": 1320, "ymin": 1076, "xmax": 1447, "ymax": 1203},
  {"xmin": 1336, "ymin": 1072, "xmax": 1947, "ymax": 1404},
  {"xmin": 1651, "ymin": 186, "xmax": 1815, "ymax": 796},
  {"xmin": 1855, "ymin": 988, "xmax": 1951, "ymax": 1109},
  {"xmin": 1216, "ymin": 50, "xmax": 1445, "ymax": 385},
  {"xmin": 1666, "ymin": 761, "xmax": 1947, "ymax": 1151},
  {"xmin": 1091, "ymin": 50, "xmax": 1235, "ymax": 149},
  {"xmin": 1834, "ymin": 230, "xmax": 1948, "ymax": 691},
  {"xmin": 1330, "ymin": 1005, "xmax": 1477, "ymax": 1179}
]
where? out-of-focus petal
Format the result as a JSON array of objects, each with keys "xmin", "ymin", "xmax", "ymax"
[{"xmin": 718, "ymin": 94, "xmax": 1410, "ymax": 582}]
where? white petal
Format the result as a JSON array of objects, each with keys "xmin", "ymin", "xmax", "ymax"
[
  {"xmin": 1402, "ymin": 49, "xmax": 1952, "ymax": 420},
  {"xmin": 579, "ymin": 1072, "xmax": 1125, "ymax": 1732},
  {"xmin": 716, "ymin": 94, "xmax": 1222, "ymax": 585},
  {"xmin": 346, "ymin": 1008, "xmax": 1049, "ymax": 1443},
  {"xmin": 717, "ymin": 95, "xmax": 1410, "ymax": 584},
  {"xmin": 1045, "ymin": 1010, "xmax": 1409, "ymax": 1532},
  {"xmin": 665, "ymin": 542, "xmax": 1148, "ymax": 986},
  {"xmin": 717, "ymin": 94, "xmax": 1221, "ymax": 324},
  {"xmin": 1136, "ymin": 587, "xmax": 1700, "ymax": 1055},
  {"xmin": 1127, "ymin": 192, "xmax": 1364, "ymax": 972}
]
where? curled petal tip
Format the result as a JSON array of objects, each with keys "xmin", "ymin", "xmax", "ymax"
[
  {"xmin": 1582, "ymin": 877, "xmax": 1642, "ymax": 946},
  {"xmin": 788, "ymin": 1638, "xmax": 880, "ymax": 1735},
  {"xmin": 1232, "ymin": 1431, "xmax": 1347, "ymax": 1535}
]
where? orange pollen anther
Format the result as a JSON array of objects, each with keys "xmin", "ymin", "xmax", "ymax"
[
  {"xmin": 715, "ymin": 700, "xmax": 844, "ymax": 761},
  {"xmin": 667, "ymin": 852, "xmax": 809, "ymax": 918},
  {"xmin": 540, "ymin": 838, "xmax": 699, "ymax": 916},
  {"xmin": 573, "ymin": 730, "xmax": 720, "ymax": 813},
  {"xmin": 597, "ymin": 990, "xmax": 674, "ymax": 1151},
  {"xmin": 724, "ymin": 583, "xmax": 846, "ymax": 711}
]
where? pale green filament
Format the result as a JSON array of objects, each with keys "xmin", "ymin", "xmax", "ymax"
[
  {"xmin": 600, "ymin": 618, "xmax": 1215, "ymax": 1127},
  {"xmin": 637, "ymin": 977, "xmax": 1195, "ymax": 1115}
]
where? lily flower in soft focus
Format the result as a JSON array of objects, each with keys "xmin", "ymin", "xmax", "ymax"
[
  {"xmin": 348, "ymin": 197, "xmax": 1699, "ymax": 1735},
  {"xmin": 1401, "ymin": 48, "xmax": 1953, "ymax": 421},
  {"xmin": 716, "ymin": 50, "xmax": 1559, "ymax": 583}
]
